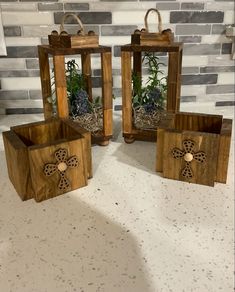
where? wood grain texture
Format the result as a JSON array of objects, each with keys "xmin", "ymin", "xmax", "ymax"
[
  {"xmin": 81, "ymin": 52, "xmax": 92, "ymax": 101},
  {"xmin": 101, "ymin": 52, "xmax": 113, "ymax": 110},
  {"xmin": 48, "ymin": 34, "xmax": 99, "ymax": 49},
  {"xmin": 38, "ymin": 46, "xmax": 53, "ymax": 119},
  {"xmin": 29, "ymin": 139, "xmax": 87, "ymax": 202},
  {"xmin": 156, "ymin": 112, "xmax": 232, "ymax": 186},
  {"xmin": 167, "ymin": 52, "xmax": 181, "ymax": 112},
  {"xmin": 4, "ymin": 118, "xmax": 91, "ymax": 202},
  {"xmin": 131, "ymin": 31, "xmax": 173, "ymax": 46},
  {"xmin": 3, "ymin": 130, "xmax": 33, "ymax": 201},
  {"xmin": 53, "ymin": 55, "xmax": 69, "ymax": 118},
  {"xmin": 121, "ymin": 51, "xmax": 132, "ymax": 134},
  {"xmin": 156, "ymin": 128, "xmax": 165, "ymax": 172},
  {"xmin": 121, "ymin": 43, "xmax": 183, "ymax": 53},
  {"xmin": 62, "ymin": 118, "xmax": 92, "ymax": 179},
  {"xmin": 39, "ymin": 45, "xmax": 111, "ymax": 56},
  {"xmin": 162, "ymin": 131, "xmax": 219, "ymax": 187},
  {"xmin": 216, "ymin": 119, "xmax": 233, "ymax": 183}
]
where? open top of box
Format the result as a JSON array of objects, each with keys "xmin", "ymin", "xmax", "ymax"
[
  {"xmin": 11, "ymin": 119, "xmax": 86, "ymax": 149},
  {"xmin": 159, "ymin": 112, "xmax": 223, "ymax": 135}
]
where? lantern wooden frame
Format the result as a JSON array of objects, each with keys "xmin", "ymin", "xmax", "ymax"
[
  {"xmin": 121, "ymin": 42, "xmax": 183, "ymax": 143},
  {"xmin": 38, "ymin": 45, "xmax": 113, "ymax": 146}
]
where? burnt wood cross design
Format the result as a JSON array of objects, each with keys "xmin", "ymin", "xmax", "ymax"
[
  {"xmin": 172, "ymin": 140, "xmax": 206, "ymax": 179},
  {"xmin": 43, "ymin": 148, "xmax": 79, "ymax": 190}
]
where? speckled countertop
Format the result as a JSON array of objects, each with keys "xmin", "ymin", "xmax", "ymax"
[{"xmin": 0, "ymin": 103, "xmax": 234, "ymax": 292}]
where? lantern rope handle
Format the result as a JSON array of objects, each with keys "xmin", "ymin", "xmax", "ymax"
[
  {"xmin": 144, "ymin": 8, "xmax": 163, "ymax": 33},
  {"xmin": 60, "ymin": 13, "xmax": 85, "ymax": 35}
]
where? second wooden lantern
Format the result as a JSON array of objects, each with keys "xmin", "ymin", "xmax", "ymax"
[
  {"xmin": 38, "ymin": 13, "xmax": 113, "ymax": 146},
  {"xmin": 121, "ymin": 8, "xmax": 183, "ymax": 143}
]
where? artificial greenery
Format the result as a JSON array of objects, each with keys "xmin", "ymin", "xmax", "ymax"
[
  {"xmin": 132, "ymin": 52, "xmax": 167, "ymax": 112},
  {"xmin": 65, "ymin": 60, "xmax": 103, "ymax": 117}
]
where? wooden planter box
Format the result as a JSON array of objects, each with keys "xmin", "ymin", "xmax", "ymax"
[
  {"xmin": 3, "ymin": 119, "xmax": 92, "ymax": 202},
  {"xmin": 121, "ymin": 42, "xmax": 183, "ymax": 143},
  {"xmin": 38, "ymin": 45, "xmax": 112, "ymax": 146},
  {"xmin": 156, "ymin": 112, "xmax": 233, "ymax": 186}
]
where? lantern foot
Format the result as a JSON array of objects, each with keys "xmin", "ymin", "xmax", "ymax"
[{"xmin": 124, "ymin": 136, "xmax": 135, "ymax": 144}]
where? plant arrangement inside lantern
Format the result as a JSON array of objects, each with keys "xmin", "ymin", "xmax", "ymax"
[
  {"xmin": 132, "ymin": 52, "xmax": 167, "ymax": 129},
  {"xmin": 49, "ymin": 59, "xmax": 103, "ymax": 135}
]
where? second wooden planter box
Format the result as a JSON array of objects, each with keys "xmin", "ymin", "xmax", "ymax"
[{"xmin": 156, "ymin": 112, "xmax": 232, "ymax": 186}]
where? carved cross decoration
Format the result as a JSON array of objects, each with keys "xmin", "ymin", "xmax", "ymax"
[
  {"xmin": 44, "ymin": 148, "xmax": 79, "ymax": 190},
  {"xmin": 172, "ymin": 140, "xmax": 206, "ymax": 179}
]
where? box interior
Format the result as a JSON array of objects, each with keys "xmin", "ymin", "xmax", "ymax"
[
  {"xmin": 13, "ymin": 120, "xmax": 81, "ymax": 147},
  {"xmin": 174, "ymin": 113, "xmax": 223, "ymax": 134}
]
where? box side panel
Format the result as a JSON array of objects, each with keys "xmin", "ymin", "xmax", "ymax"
[
  {"xmin": 2, "ymin": 131, "xmax": 33, "ymax": 200},
  {"xmin": 61, "ymin": 119, "xmax": 92, "ymax": 178},
  {"xmin": 216, "ymin": 119, "xmax": 233, "ymax": 183},
  {"xmin": 29, "ymin": 139, "xmax": 88, "ymax": 202},
  {"xmin": 163, "ymin": 131, "xmax": 219, "ymax": 186},
  {"xmin": 174, "ymin": 112, "xmax": 223, "ymax": 134},
  {"xmin": 156, "ymin": 128, "xmax": 165, "ymax": 172}
]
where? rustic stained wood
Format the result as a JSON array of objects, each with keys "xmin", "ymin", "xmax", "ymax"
[
  {"xmin": 121, "ymin": 42, "xmax": 183, "ymax": 143},
  {"xmin": 3, "ymin": 118, "xmax": 92, "ymax": 202},
  {"xmin": 38, "ymin": 46, "xmax": 52, "ymax": 119},
  {"xmin": 3, "ymin": 130, "xmax": 34, "ymax": 201},
  {"xmin": 131, "ymin": 8, "xmax": 174, "ymax": 46},
  {"xmin": 48, "ymin": 13, "xmax": 99, "ymax": 49},
  {"xmin": 29, "ymin": 139, "xmax": 87, "ymax": 202},
  {"xmin": 121, "ymin": 51, "xmax": 133, "ymax": 142},
  {"xmin": 216, "ymin": 119, "xmax": 232, "ymax": 183},
  {"xmin": 81, "ymin": 52, "xmax": 92, "ymax": 101},
  {"xmin": 53, "ymin": 55, "xmax": 69, "ymax": 118},
  {"xmin": 38, "ymin": 45, "xmax": 113, "ymax": 145},
  {"xmin": 101, "ymin": 52, "xmax": 113, "ymax": 140},
  {"xmin": 156, "ymin": 112, "xmax": 232, "ymax": 186}
]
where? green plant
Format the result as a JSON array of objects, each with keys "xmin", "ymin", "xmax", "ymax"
[{"xmin": 132, "ymin": 52, "xmax": 167, "ymax": 112}]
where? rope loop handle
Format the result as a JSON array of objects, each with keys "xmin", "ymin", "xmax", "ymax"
[
  {"xmin": 144, "ymin": 8, "xmax": 163, "ymax": 33},
  {"xmin": 60, "ymin": 13, "xmax": 85, "ymax": 35}
]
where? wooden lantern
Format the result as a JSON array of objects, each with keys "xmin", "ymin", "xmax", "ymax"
[
  {"xmin": 121, "ymin": 8, "xmax": 183, "ymax": 143},
  {"xmin": 38, "ymin": 13, "xmax": 112, "ymax": 146},
  {"xmin": 3, "ymin": 118, "xmax": 92, "ymax": 202},
  {"xmin": 156, "ymin": 112, "xmax": 233, "ymax": 187}
]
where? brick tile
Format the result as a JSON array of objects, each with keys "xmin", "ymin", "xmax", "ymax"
[
  {"xmin": 0, "ymin": 70, "xmax": 39, "ymax": 77},
  {"xmin": 180, "ymin": 95, "xmax": 197, "ymax": 102},
  {"xmin": 101, "ymin": 25, "xmax": 137, "ymax": 36},
  {"xmin": 6, "ymin": 108, "xmax": 43, "ymax": 114},
  {"xmin": 181, "ymin": 3, "xmax": 204, "ymax": 10},
  {"xmin": 64, "ymin": 3, "xmax": 89, "ymax": 11},
  {"xmin": 155, "ymin": 2, "xmax": 180, "ymax": 10},
  {"xmin": 206, "ymin": 84, "xmax": 234, "ymax": 94},
  {"xmin": 38, "ymin": 3, "xmax": 63, "ymax": 11},
  {"xmin": 29, "ymin": 90, "xmax": 42, "ymax": 99},
  {"xmin": 183, "ymin": 44, "xmax": 221, "ymax": 55},
  {"xmin": 212, "ymin": 24, "xmax": 226, "ymax": 34},
  {"xmin": 182, "ymin": 74, "xmax": 218, "ymax": 85},
  {"xmin": 222, "ymin": 43, "xmax": 232, "ymax": 54},
  {"xmin": 3, "ymin": 26, "xmax": 21, "ymax": 37},
  {"xmin": 200, "ymin": 66, "xmax": 235, "ymax": 73},
  {"xmin": 1, "ymin": 46, "xmax": 38, "ymax": 58},
  {"xmin": 0, "ymin": 90, "xmax": 28, "ymax": 100},
  {"xmin": 215, "ymin": 101, "xmax": 235, "ymax": 106},
  {"xmin": 178, "ymin": 36, "xmax": 201, "ymax": 43},
  {"xmin": 54, "ymin": 12, "xmax": 112, "ymax": 25},
  {"xmin": 26, "ymin": 58, "xmax": 39, "ymax": 69},
  {"xmin": 171, "ymin": 11, "xmax": 224, "ymax": 23},
  {"xmin": 176, "ymin": 24, "xmax": 211, "ymax": 35}
]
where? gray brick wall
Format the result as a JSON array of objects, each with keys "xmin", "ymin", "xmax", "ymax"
[{"xmin": 0, "ymin": 0, "xmax": 234, "ymax": 114}]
